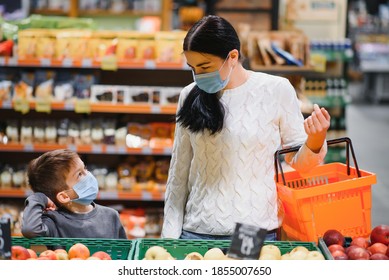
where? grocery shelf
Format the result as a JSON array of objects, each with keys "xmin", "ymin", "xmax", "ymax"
[
  {"xmin": 0, "ymin": 188, "xmax": 164, "ymax": 201},
  {"xmin": 0, "ymin": 143, "xmax": 172, "ymax": 156},
  {"xmin": 0, "ymin": 100, "xmax": 177, "ymax": 115},
  {"xmin": 249, "ymin": 65, "xmax": 317, "ymax": 75},
  {"xmin": 0, "ymin": 57, "xmax": 189, "ymax": 70}
]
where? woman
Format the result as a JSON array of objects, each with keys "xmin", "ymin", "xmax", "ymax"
[{"xmin": 161, "ymin": 15, "xmax": 330, "ymax": 241}]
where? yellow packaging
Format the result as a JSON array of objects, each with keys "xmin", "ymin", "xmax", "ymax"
[
  {"xmin": 36, "ymin": 30, "xmax": 57, "ymax": 59},
  {"xmin": 88, "ymin": 31, "xmax": 118, "ymax": 61},
  {"xmin": 155, "ymin": 31, "xmax": 186, "ymax": 62},
  {"xmin": 18, "ymin": 29, "xmax": 39, "ymax": 59},
  {"xmin": 56, "ymin": 30, "xmax": 92, "ymax": 60},
  {"xmin": 137, "ymin": 33, "xmax": 156, "ymax": 60},
  {"xmin": 116, "ymin": 31, "xmax": 140, "ymax": 60}
]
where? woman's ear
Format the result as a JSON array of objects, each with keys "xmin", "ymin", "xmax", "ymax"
[{"xmin": 229, "ymin": 49, "xmax": 239, "ymax": 60}]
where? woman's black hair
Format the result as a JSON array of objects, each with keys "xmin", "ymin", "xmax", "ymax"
[{"xmin": 177, "ymin": 15, "xmax": 241, "ymax": 134}]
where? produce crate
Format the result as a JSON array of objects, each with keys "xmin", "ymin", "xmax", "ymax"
[
  {"xmin": 12, "ymin": 237, "xmax": 134, "ymax": 260},
  {"xmin": 275, "ymin": 137, "xmax": 377, "ymax": 242},
  {"xmin": 132, "ymin": 238, "xmax": 329, "ymax": 260},
  {"xmin": 317, "ymin": 237, "xmax": 353, "ymax": 260}
]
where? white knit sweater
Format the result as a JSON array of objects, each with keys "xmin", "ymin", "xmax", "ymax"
[{"xmin": 161, "ymin": 71, "xmax": 327, "ymax": 238}]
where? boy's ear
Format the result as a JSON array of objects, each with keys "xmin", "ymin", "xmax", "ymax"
[{"xmin": 56, "ymin": 191, "xmax": 72, "ymax": 204}]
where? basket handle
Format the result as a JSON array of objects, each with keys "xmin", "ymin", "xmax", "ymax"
[{"xmin": 274, "ymin": 137, "xmax": 361, "ymax": 186}]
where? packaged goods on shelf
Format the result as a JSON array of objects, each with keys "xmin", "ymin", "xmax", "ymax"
[{"xmin": 154, "ymin": 31, "xmax": 187, "ymax": 63}]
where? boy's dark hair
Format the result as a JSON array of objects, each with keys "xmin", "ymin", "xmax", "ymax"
[
  {"xmin": 27, "ymin": 149, "xmax": 79, "ymax": 205},
  {"xmin": 177, "ymin": 15, "xmax": 241, "ymax": 134}
]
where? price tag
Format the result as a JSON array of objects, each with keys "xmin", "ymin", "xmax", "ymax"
[
  {"xmin": 74, "ymin": 99, "xmax": 91, "ymax": 114},
  {"xmin": 227, "ymin": 223, "xmax": 268, "ymax": 260},
  {"xmin": 101, "ymin": 55, "xmax": 118, "ymax": 71},
  {"xmin": 35, "ymin": 98, "xmax": 52, "ymax": 113},
  {"xmin": 14, "ymin": 98, "xmax": 30, "ymax": 114},
  {"xmin": 310, "ymin": 53, "xmax": 327, "ymax": 72},
  {"xmin": 0, "ymin": 218, "xmax": 12, "ymax": 260}
]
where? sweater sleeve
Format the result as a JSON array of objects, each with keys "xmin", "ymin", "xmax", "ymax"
[
  {"xmin": 277, "ymin": 78, "xmax": 327, "ymax": 173},
  {"xmin": 161, "ymin": 87, "xmax": 193, "ymax": 238},
  {"xmin": 21, "ymin": 192, "xmax": 54, "ymax": 238}
]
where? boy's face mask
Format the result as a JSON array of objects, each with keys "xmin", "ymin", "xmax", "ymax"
[
  {"xmin": 71, "ymin": 171, "xmax": 99, "ymax": 205},
  {"xmin": 192, "ymin": 55, "xmax": 233, "ymax": 94}
]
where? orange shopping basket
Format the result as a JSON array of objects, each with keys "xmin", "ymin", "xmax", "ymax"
[{"xmin": 275, "ymin": 137, "xmax": 377, "ymax": 242}]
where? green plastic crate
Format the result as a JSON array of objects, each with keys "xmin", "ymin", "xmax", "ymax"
[
  {"xmin": 132, "ymin": 238, "xmax": 329, "ymax": 260},
  {"xmin": 12, "ymin": 237, "xmax": 133, "ymax": 260}
]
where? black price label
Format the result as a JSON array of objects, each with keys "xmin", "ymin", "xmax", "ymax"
[
  {"xmin": 0, "ymin": 218, "xmax": 12, "ymax": 260},
  {"xmin": 227, "ymin": 223, "xmax": 268, "ymax": 260}
]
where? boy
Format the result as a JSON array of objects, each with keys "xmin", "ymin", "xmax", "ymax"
[{"xmin": 22, "ymin": 149, "xmax": 127, "ymax": 239}]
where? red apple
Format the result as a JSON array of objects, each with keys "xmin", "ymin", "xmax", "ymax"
[
  {"xmin": 350, "ymin": 237, "xmax": 370, "ymax": 249},
  {"xmin": 11, "ymin": 246, "xmax": 31, "ymax": 260},
  {"xmin": 39, "ymin": 250, "xmax": 58, "ymax": 260},
  {"xmin": 37, "ymin": 256, "xmax": 51, "ymax": 260},
  {"xmin": 347, "ymin": 246, "xmax": 370, "ymax": 260},
  {"xmin": 27, "ymin": 249, "xmax": 38, "ymax": 259},
  {"xmin": 323, "ymin": 229, "xmax": 346, "ymax": 247},
  {"xmin": 331, "ymin": 250, "xmax": 348, "ymax": 260},
  {"xmin": 367, "ymin": 242, "xmax": 388, "ymax": 255},
  {"xmin": 370, "ymin": 253, "xmax": 389, "ymax": 260},
  {"xmin": 345, "ymin": 245, "xmax": 359, "ymax": 255},
  {"xmin": 91, "ymin": 251, "xmax": 112, "ymax": 260},
  {"xmin": 370, "ymin": 224, "xmax": 389, "ymax": 245},
  {"xmin": 328, "ymin": 244, "xmax": 345, "ymax": 253},
  {"xmin": 68, "ymin": 243, "xmax": 90, "ymax": 260}
]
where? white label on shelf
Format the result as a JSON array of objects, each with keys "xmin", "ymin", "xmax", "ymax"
[
  {"xmin": 81, "ymin": 59, "xmax": 93, "ymax": 68},
  {"xmin": 141, "ymin": 191, "xmax": 152, "ymax": 200},
  {"xmin": 8, "ymin": 57, "xmax": 17, "ymax": 66},
  {"xmin": 0, "ymin": 57, "xmax": 5, "ymax": 65},
  {"xmin": 92, "ymin": 145, "xmax": 102, "ymax": 153},
  {"xmin": 145, "ymin": 60, "xmax": 156, "ymax": 69},
  {"xmin": 64, "ymin": 102, "xmax": 74, "ymax": 111},
  {"xmin": 141, "ymin": 147, "xmax": 152, "ymax": 155},
  {"xmin": 99, "ymin": 191, "xmax": 118, "ymax": 200},
  {"xmin": 23, "ymin": 144, "xmax": 33, "ymax": 152},
  {"xmin": 67, "ymin": 144, "xmax": 77, "ymax": 151},
  {"xmin": 106, "ymin": 145, "xmax": 116, "ymax": 153},
  {"xmin": 62, "ymin": 58, "xmax": 73, "ymax": 67},
  {"xmin": 151, "ymin": 105, "xmax": 161, "ymax": 114},
  {"xmin": 40, "ymin": 58, "xmax": 51, "ymax": 67},
  {"xmin": 117, "ymin": 146, "xmax": 127, "ymax": 154},
  {"xmin": 163, "ymin": 147, "xmax": 172, "ymax": 155},
  {"xmin": 1, "ymin": 101, "xmax": 12, "ymax": 109}
]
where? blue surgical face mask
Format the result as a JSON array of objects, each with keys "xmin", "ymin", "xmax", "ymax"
[
  {"xmin": 192, "ymin": 55, "xmax": 233, "ymax": 94},
  {"xmin": 71, "ymin": 171, "xmax": 99, "ymax": 205}
]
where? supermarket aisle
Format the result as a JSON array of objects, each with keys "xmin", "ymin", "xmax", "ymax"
[{"xmin": 346, "ymin": 95, "xmax": 389, "ymax": 227}]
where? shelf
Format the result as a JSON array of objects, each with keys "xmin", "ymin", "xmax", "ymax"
[
  {"xmin": 31, "ymin": 9, "xmax": 69, "ymax": 16},
  {"xmin": 0, "ymin": 57, "xmax": 189, "ymax": 71},
  {"xmin": 0, "ymin": 100, "xmax": 177, "ymax": 115},
  {"xmin": 0, "ymin": 143, "xmax": 172, "ymax": 156},
  {"xmin": 78, "ymin": 10, "xmax": 162, "ymax": 17},
  {"xmin": 0, "ymin": 188, "xmax": 164, "ymax": 201}
]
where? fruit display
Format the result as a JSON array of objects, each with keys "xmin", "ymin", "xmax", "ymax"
[
  {"xmin": 11, "ymin": 243, "xmax": 113, "ymax": 260},
  {"xmin": 136, "ymin": 239, "xmax": 327, "ymax": 260},
  {"xmin": 320, "ymin": 224, "xmax": 389, "ymax": 260},
  {"xmin": 11, "ymin": 237, "xmax": 133, "ymax": 260}
]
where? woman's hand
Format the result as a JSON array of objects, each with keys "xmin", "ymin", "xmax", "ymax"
[{"xmin": 304, "ymin": 104, "xmax": 331, "ymax": 153}]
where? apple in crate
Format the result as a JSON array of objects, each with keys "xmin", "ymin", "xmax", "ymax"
[
  {"xmin": 305, "ymin": 251, "xmax": 325, "ymax": 260},
  {"xmin": 259, "ymin": 245, "xmax": 281, "ymax": 260},
  {"xmin": 68, "ymin": 243, "xmax": 90, "ymax": 260},
  {"xmin": 39, "ymin": 250, "xmax": 58, "ymax": 260},
  {"xmin": 27, "ymin": 249, "xmax": 38, "ymax": 259},
  {"xmin": 350, "ymin": 237, "xmax": 370, "ymax": 249},
  {"xmin": 370, "ymin": 224, "xmax": 389, "ymax": 245},
  {"xmin": 54, "ymin": 249, "xmax": 69, "ymax": 260},
  {"xmin": 11, "ymin": 246, "xmax": 31, "ymax": 260},
  {"xmin": 347, "ymin": 246, "xmax": 370, "ymax": 260},
  {"xmin": 328, "ymin": 244, "xmax": 345, "ymax": 253},
  {"xmin": 91, "ymin": 251, "xmax": 112, "ymax": 260},
  {"xmin": 322, "ymin": 229, "xmax": 345, "ymax": 247},
  {"xmin": 367, "ymin": 242, "xmax": 388, "ymax": 255},
  {"xmin": 331, "ymin": 250, "xmax": 348, "ymax": 260},
  {"xmin": 370, "ymin": 253, "xmax": 389, "ymax": 260}
]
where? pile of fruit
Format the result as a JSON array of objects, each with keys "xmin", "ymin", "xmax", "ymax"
[
  {"xmin": 11, "ymin": 243, "xmax": 112, "ymax": 260},
  {"xmin": 143, "ymin": 244, "xmax": 325, "ymax": 260},
  {"xmin": 323, "ymin": 224, "xmax": 389, "ymax": 260}
]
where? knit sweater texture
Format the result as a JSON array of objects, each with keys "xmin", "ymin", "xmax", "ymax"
[{"xmin": 161, "ymin": 71, "xmax": 326, "ymax": 238}]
